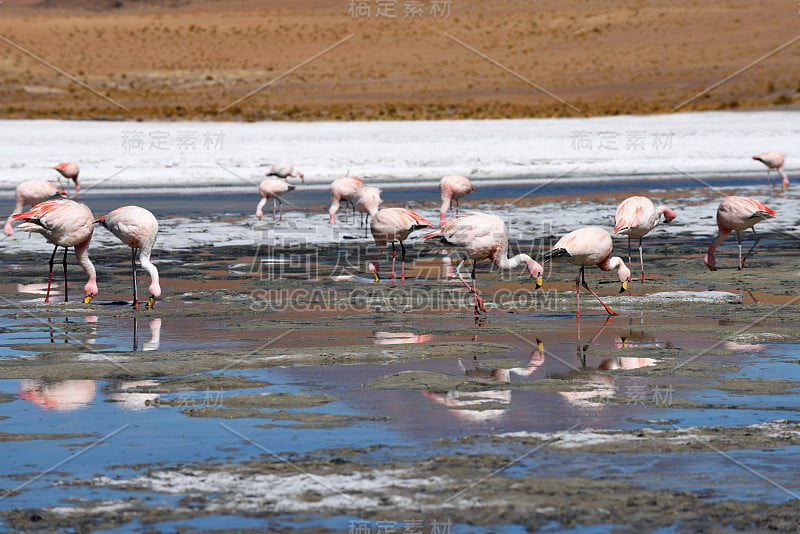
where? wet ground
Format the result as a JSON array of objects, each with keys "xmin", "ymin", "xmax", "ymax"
[{"xmin": 0, "ymin": 181, "xmax": 799, "ymax": 533}]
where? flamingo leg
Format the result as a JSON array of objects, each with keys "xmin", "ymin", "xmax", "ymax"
[
  {"xmin": 62, "ymin": 246, "xmax": 69, "ymax": 303},
  {"xmin": 638, "ymin": 236, "xmax": 645, "ymax": 283},
  {"xmin": 575, "ymin": 268, "xmax": 582, "ymax": 319},
  {"xmin": 390, "ymin": 242, "xmax": 397, "ymax": 283},
  {"xmin": 736, "ymin": 231, "xmax": 743, "ymax": 270},
  {"xmin": 471, "ymin": 262, "xmax": 485, "ymax": 315},
  {"xmin": 455, "ymin": 259, "xmax": 484, "ymax": 314},
  {"xmin": 132, "ymin": 247, "xmax": 139, "ymax": 310},
  {"xmin": 132, "ymin": 317, "xmax": 139, "ymax": 352},
  {"xmin": 627, "ymin": 235, "xmax": 632, "ymax": 266},
  {"xmin": 46, "ymin": 245, "xmax": 58, "ymax": 303},
  {"xmin": 740, "ymin": 229, "xmax": 761, "ymax": 270},
  {"xmin": 580, "ymin": 266, "xmax": 618, "ymax": 316},
  {"xmin": 400, "ymin": 240, "xmax": 407, "ymax": 283},
  {"xmin": 278, "ymin": 198, "xmax": 284, "ymax": 222}
]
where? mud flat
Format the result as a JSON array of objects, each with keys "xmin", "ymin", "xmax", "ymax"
[{"xmin": 1, "ymin": 192, "xmax": 799, "ymax": 532}]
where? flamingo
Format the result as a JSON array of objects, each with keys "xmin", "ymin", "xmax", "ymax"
[
  {"xmin": 424, "ymin": 212, "xmax": 543, "ymax": 315},
  {"xmin": 266, "ymin": 162, "xmax": 304, "ymax": 182},
  {"xmin": 614, "ymin": 196, "xmax": 676, "ymax": 282},
  {"xmin": 352, "ymin": 185, "xmax": 382, "ymax": 231},
  {"xmin": 329, "ymin": 175, "xmax": 364, "ymax": 224},
  {"xmin": 369, "ymin": 207, "xmax": 433, "ymax": 283},
  {"xmin": 54, "ymin": 162, "xmax": 80, "ymax": 197},
  {"xmin": 96, "ymin": 206, "xmax": 161, "ymax": 309},
  {"xmin": 704, "ymin": 196, "xmax": 776, "ymax": 271},
  {"xmin": 12, "ymin": 199, "xmax": 98, "ymax": 304},
  {"xmin": 256, "ymin": 178, "xmax": 295, "ymax": 222},
  {"xmin": 4, "ymin": 180, "xmax": 66, "ymax": 236},
  {"xmin": 439, "ymin": 174, "xmax": 475, "ymax": 225},
  {"xmin": 543, "ymin": 226, "xmax": 630, "ymax": 318},
  {"xmin": 752, "ymin": 152, "xmax": 789, "ymax": 190}
]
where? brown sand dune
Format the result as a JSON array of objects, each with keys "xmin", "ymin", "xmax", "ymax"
[{"xmin": 0, "ymin": 0, "xmax": 798, "ymax": 120}]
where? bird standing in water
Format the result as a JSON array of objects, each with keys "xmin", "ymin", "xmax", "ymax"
[
  {"xmin": 96, "ymin": 206, "xmax": 161, "ymax": 309},
  {"xmin": 704, "ymin": 196, "xmax": 775, "ymax": 271},
  {"xmin": 12, "ymin": 199, "xmax": 97, "ymax": 304},
  {"xmin": 544, "ymin": 226, "xmax": 630, "ymax": 318},
  {"xmin": 614, "ymin": 196, "xmax": 676, "ymax": 282},
  {"xmin": 424, "ymin": 212, "xmax": 543, "ymax": 316}
]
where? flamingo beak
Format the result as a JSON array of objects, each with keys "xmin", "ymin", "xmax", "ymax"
[
  {"xmin": 300, "ymin": 173, "xmax": 305, "ymax": 183},
  {"xmin": 147, "ymin": 296, "xmax": 156, "ymax": 309},
  {"xmin": 537, "ymin": 339, "xmax": 544, "ymax": 353},
  {"xmin": 620, "ymin": 281, "xmax": 629, "ymax": 293},
  {"xmin": 535, "ymin": 275, "xmax": 543, "ymax": 289},
  {"xmin": 83, "ymin": 295, "xmax": 93, "ymax": 304},
  {"xmin": 258, "ymin": 215, "xmax": 263, "ymax": 221},
  {"xmin": 372, "ymin": 272, "xmax": 380, "ymax": 283}
]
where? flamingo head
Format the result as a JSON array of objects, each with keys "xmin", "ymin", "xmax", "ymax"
[
  {"xmin": 526, "ymin": 258, "xmax": 544, "ymax": 289},
  {"xmin": 368, "ymin": 261, "xmax": 379, "ymax": 283},
  {"xmin": 615, "ymin": 258, "xmax": 631, "ymax": 292},
  {"xmin": 298, "ymin": 171, "xmax": 305, "ymax": 183},
  {"xmin": 661, "ymin": 206, "xmax": 677, "ymax": 223},
  {"xmin": 82, "ymin": 280, "xmax": 99, "ymax": 304}
]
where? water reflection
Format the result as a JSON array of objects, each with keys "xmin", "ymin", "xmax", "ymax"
[
  {"xmin": 105, "ymin": 380, "xmax": 160, "ymax": 411},
  {"xmin": 373, "ymin": 331, "xmax": 434, "ymax": 345},
  {"xmin": 133, "ymin": 317, "xmax": 162, "ymax": 352},
  {"xmin": 18, "ymin": 379, "xmax": 96, "ymax": 411}
]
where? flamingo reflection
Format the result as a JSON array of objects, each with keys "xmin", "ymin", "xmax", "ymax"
[
  {"xmin": 106, "ymin": 380, "xmax": 160, "ymax": 411},
  {"xmin": 132, "ymin": 317, "xmax": 162, "ymax": 352},
  {"xmin": 373, "ymin": 331, "xmax": 434, "ymax": 345},
  {"xmin": 19, "ymin": 379, "xmax": 97, "ymax": 411}
]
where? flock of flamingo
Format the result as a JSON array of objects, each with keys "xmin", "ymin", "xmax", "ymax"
[{"xmin": 2, "ymin": 152, "xmax": 786, "ymax": 317}]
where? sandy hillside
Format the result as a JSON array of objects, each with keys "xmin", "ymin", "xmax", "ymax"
[{"xmin": 0, "ymin": 0, "xmax": 798, "ymax": 120}]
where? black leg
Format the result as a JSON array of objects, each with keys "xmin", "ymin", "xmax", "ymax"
[
  {"xmin": 62, "ymin": 247, "xmax": 69, "ymax": 303},
  {"xmin": 46, "ymin": 246, "xmax": 58, "ymax": 303},
  {"xmin": 132, "ymin": 247, "xmax": 139, "ymax": 309}
]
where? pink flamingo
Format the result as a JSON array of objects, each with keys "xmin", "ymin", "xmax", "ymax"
[
  {"xmin": 266, "ymin": 162, "xmax": 304, "ymax": 182},
  {"xmin": 329, "ymin": 174, "xmax": 364, "ymax": 224},
  {"xmin": 96, "ymin": 206, "xmax": 161, "ymax": 309},
  {"xmin": 369, "ymin": 207, "xmax": 433, "ymax": 283},
  {"xmin": 614, "ymin": 196, "xmax": 676, "ymax": 282},
  {"xmin": 352, "ymin": 185, "xmax": 382, "ymax": 231},
  {"xmin": 12, "ymin": 199, "xmax": 98, "ymax": 304},
  {"xmin": 54, "ymin": 162, "xmax": 80, "ymax": 197},
  {"xmin": 704, "ymin": 196, "xmax": 775, "ymax": 271},
  {"xmin": 256, "ymin": 178, "xmax": 295, "ymax": 222},
  {"xmin": 752, "ymin": 152, "xmax": 788, "ymax": 190},
  {"xmin": 439, "ymin": 174, "xmax": 475, "ymax": 225},
  {"xmin": 424, "ymin": 212, "xmax": 543, "ymax": 315},
  {"xmin": 4, "ymin": 180, "xmax": 66, "ymax": 236},
  {"xmin": 543, "ymin": 226, "xmax": 630, "ymax": 318}
]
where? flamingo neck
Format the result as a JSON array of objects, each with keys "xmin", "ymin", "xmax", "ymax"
[
  {"xmin": 603, "ymin": 256, "xmax": 631, "ymax": 283},
  {"xmin": 256, "ymin": 197, "xmax": 267, "ymax": 219},
  {"xmin": 75, "ymin": 242, "xmax": 98, "ymax": 297},
  {"xmin": 439, "ymin": 195, "xmax": 452, "ymax": 225},
  {"xmin": 704, "ymin": 229, "xmax": 731, "ymax": 269},
  {"xmin": 139, "ymin": 250, "xmax": 161, "ymax": 298},
  {"xmin": 657, "ymin": 205, "xmax": 677, "ymax": 223}
]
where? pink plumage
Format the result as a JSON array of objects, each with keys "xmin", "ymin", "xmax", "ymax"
[
  {"xmin": 614, "ymin": 196, "xmax": 676, "ymax": 282},
  {"xmin": 439, "ymin": 174, "xmax": 475, "ymax": 225},
  {"xmin": 4, "ymin": 180, "xmax": 66, "ymax": 236},
  {"xmin": 704, "ymin": 196, "xmax": 775, "ymax": 271},
  {"xmin": 369, "ymin": 207, "xmax": 433, "ymax": 283},
  {"xmin": 267, "ymin": 162, "xmax": 304, "ymax": 182},
  {"xmin": 329, "ymin": 175, "xmax": 364, "ymax": 224},
  {"xmin": 424, "ymin": 212, "xmax": 543, "ymax": 315},
  {"xmin": 256, "ymin": 178, "xmax": 295, "ymax": 221},
  {"xmin": 97, "ymin": 206, "xmax": 161, "ymax": 309},
  {"xmin": 544, "ymin": 226, "xmax": 630, "ymax": 318},
  {"xmin": 53, "ymin": 162, "xmax": 80, "ymax": 197},
  {"xmin": 752, "ymin": 152, "xmax": 789, "ymax": 190},
  {"xmin": 13, "ymin": 199, "xmax": 97, "ymax": 303}
]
